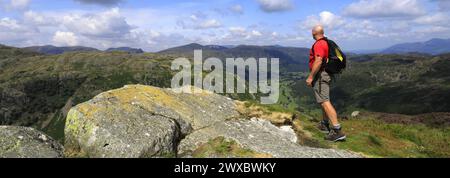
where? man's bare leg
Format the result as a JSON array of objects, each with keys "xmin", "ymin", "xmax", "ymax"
[{"xmin": 321, "ymin": 101, "xmax": 339, "ymax": 126}]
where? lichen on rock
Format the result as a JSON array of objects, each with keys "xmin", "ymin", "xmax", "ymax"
[
  {"xmin": 0, "ymin": 126, "xmax": 63, "ymax": 158},
  {"xmin": 64, "ymin": 84, "xmax": 361, "ymax": 158},
  {"xmin": 64, "ymin": 85, "xmax": 239, "ymax": 158}
]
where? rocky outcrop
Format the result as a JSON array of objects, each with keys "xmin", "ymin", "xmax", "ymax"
[
  {"xmin": 64, "ymin": 85, "xmax": 239, "ymax": 157},
  {"xmin": 64, "ymin": 85, "xmax": 361, "ymax": 158},
  {"xmin": 0, "ymin": 126, "xmax": 63, "ymax": 158},
  {"xmin": 179, "ymin": 118, "xmax": 357, "ymax": 158}
]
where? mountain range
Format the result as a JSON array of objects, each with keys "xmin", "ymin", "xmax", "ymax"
[
  {"xmin": 158, "ymin": 43, "xmax": 311, "ymax": 72},
  {"xmin": 105, "ymin": 47, "xmax": 144, "ymax": 54},
  {"xmin": 18, "ymin": 37, "xmax": 450, "ymax": 57},
  {"xmin": 382, "ymin": 38, "xmax": 450, "ymax": 55},
  {"xmin": 23, "ymin": 45, "xmax": 144, "ymax": 55},
  {"xmin": 23, "ymin": 45, "xmax": 100, "ymax": 55}
]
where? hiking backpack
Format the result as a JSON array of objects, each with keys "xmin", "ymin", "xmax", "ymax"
[{"xmin": 314, "ymin": 38, "xmax": 347, "ymax": 74}]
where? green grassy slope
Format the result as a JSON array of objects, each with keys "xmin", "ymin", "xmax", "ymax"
[
  {"xmin": 0, "ymin": 50, "xmax": 175, "ymax": 140},
  {"xmin": 299, "ymin": 109, "xmax": 450, "ymax": 158},
  {"xmin": 242, "ymin": 102, "xmax": 450, "ymax": 158},
  {"xmin": 0, "ymin": 46, "xmax": 257, "ymax": 141},
  {"xmin": 158, "ymin": 43, "xmax": 311, "ymax": 72}
]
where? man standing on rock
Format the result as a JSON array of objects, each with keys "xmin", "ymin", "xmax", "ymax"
[{"xmin": 306, "ymin": 25, "xmax": 346, "ymax": 142}]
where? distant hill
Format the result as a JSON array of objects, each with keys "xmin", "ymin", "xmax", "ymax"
[
  {"xmin": 158, "ymin": 43, "xmax": 227, "ymax": 55},
  {"xmin": 0, "ymin": 44, "xmax": 258, "ymax": 140},
  {"xmin": 0, "ymin": 45, "xmax": 176, "ymax": 140},
  {"xmin": 204, "ymin": 45, "xmax": 229, "ymax": 50},
  {"xmin": 106, "ymin": 47, "xmax": 144, "ymax": 54},
  {"xmin": 1, "ymin": 44, "xmax": 40, "ymax": 60},
  {"xmin": 23, "ymin": 45, "xmax": 147, "ymax": 55},
  {"xmin": 382, "ymin": 38, "xmax": 450, "ymax": 55},
  {"xmin": 158, "ymin": 43, "xmax": 311, "ymax": 72},
  {"xmin": 23, "ymin": 45, "xmax": 100, "ymax": 55},
  {"xmin": 350, "ymin": 49, "xmax": 382, "ymax": 54}
]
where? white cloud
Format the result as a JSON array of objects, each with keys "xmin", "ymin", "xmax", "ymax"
[
  {"xmin": 0, "ymin": 6, "xmax": 194, "ymax": 51},
  {"xmin": 0, "ymin": 17, "xmax": 38, "ymax": 39},
  {"xmin": 197, "ymin": 19, "xmax": 222, "ymax": 29},
  {"xmin": 229, "ymin": 26, "xmax": 248, "ymax": 36},
  {"xmin": 62, "ymin": 8, "xmax": 133, "ymax": 38},
  {"xmin": 298, "ymin": 10, "xmax": 419, "ymax": 44},
  {"xmin": 52, "ymin": 31, "xmax": 79, "ymax": 46},
  {"xmin": 24, "ymin": 10, "xmax": 57, "ymax": 26},
  {"xmin": 1, "ymin": 8, "xmax": 140, "ymax": 48},
  {"xmin": 205, "ymin": 26, "xmax": 302, "ymax": 46},
  {"xmin": 0, "ymin": 17, "xmax": 24, "ymax": 32},
  {"xmin": 414, "ymin": 26, "xmax": 450, "ymax": 34},
  {"xmin": 341, "ymin": 20, "xmax": 385, "ymax": 38},
  {"xmin": 251, "ymin": 30, "xmax": 262, "ymax": 37},
  {"xmin": 256, "ymin": 0, "xmax": 293, "ymax": 13},
  {"xmin": 10, "ymin": 0, "xmax": 29, "ymax": 9},
  {"xmin": 343, "ymin": 0, "xmax": 425, "ymax": 18},
  {"xmin": 177, "ymin": 12, "xmax": 223, "ymax": 30},
  {"xmin": 414, "ymin": 13, "xmax": 450, "ymax": 25},
  {"xmin": 1, "ymin": 0, "xmax": 30, "ymax": 11},
  {"xmin": 227, "ymin": 26, "xmax": 264, "ymax": 40},
  {"xmin": 131, "ymin": 29, "xmax": 189, "ymax": 51},
  {"xmin": 302, "ymin": 11, "xmax": 345, "ymax": 30},
  {"xmin": 0, "ymin": 16, "xmax": 43, "ymax": 46},
  {"xmin": 190, "ymin": 14, "xmax": 199, "ymax": 21}
]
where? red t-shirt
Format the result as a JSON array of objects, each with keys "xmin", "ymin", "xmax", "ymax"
[{"xmin": 309, "ymin": 39, "xmax": 329, "ymax": 71}]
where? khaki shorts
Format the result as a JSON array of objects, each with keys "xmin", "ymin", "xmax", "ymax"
[{"xmin": 312, "ymin": 71, "xmax": 332, "ymax": 104}]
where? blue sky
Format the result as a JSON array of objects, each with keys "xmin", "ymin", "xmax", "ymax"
[{"xmin": 0, "ymin": 0, "xmax": 449, "ymax": 51}]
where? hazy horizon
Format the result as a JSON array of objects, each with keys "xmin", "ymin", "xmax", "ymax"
[{"xmin": 5, "ymin": 37, "xmax": 448, "ymax": 54}]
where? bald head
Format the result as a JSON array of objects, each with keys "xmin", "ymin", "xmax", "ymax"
[
  {"xmin": 313, "ymin": 25, "xmax": 324, "ymax": 34},
  {"xmin": 312, "ymin": 25, "xmax": 325, "ymax": 40}
]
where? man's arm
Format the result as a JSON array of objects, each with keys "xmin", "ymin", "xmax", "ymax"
[{"xmin": 306, "ymin": 56, "xmax": 323, "ymax": 87}]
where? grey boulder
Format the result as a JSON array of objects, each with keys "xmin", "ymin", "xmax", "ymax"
[{"xmin": 0, "ymin": 126, "xmax": 63, "ymax": 158}]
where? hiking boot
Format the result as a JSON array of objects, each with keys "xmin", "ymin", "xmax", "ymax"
[
  {"xmin": 317, "ymin": 121, "xmax": 330, "ymax": 133},
  {"xmin": 325, "ymin": 129, "xmax": 346, "ymax": 142}
]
